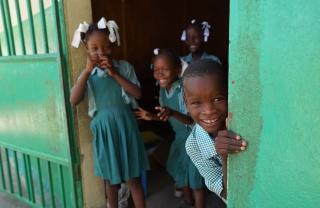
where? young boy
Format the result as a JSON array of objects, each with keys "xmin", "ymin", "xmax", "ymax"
[{"xmin": 182, "ymin": 59, "xmax": 247, "ymax": 203}]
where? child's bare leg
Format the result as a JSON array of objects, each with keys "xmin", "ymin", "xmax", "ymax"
[
  {"xmin": 126, "ymin": 177, "xmax": 146, "ymax": 208},
  {"xmin": 193, "ymin": 188, "xmax": 205, "ymax": 208},
  {"xmin": 105, "ymin": 180, "xmax": 118, "ymax": 208},
  {"xmin": 181, "ymin": 186, "xmax": 194, "ymax": 205}
]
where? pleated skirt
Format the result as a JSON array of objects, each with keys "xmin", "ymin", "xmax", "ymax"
[
  {"xmin": 90, "ymin": 105, "xmax": 149, "ymax": 184},
  {"xmin": 166, "ymin": 131, "xmax": 205, "ymax": 189}
]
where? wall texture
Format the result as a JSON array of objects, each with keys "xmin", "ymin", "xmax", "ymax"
[
  {"xmin": 228, "ymin": 0, "xmax": 320, "ymax": 207},
  {"xmin": 64, "ymin": 1, "xmax": 106, "ymax": 207}
]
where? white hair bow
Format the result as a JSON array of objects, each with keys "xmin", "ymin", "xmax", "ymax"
[
  {"xmin": 71, "ymin": 21, "xmax": 89, "ymax": 48},
  {"xmin": 181, "ymin": 30, "xmax": 186, "ymax": 41},
  {"xmin": 180, "ymin": 57, "xmax": 188, "ymax": 76},
  {"xmin": 201, "ymin": 21, "xmax": 211, "ymax": 42},
  {"xmin": 97, "ymin": 17, "xmax": 120, "ymax": 46},
  {"xmin": 71, "ymin": 17, "xmax": 120, "ymax": 48},
  {"xmin": 181, "ymin": 19, "xmax": 196, "ymax": 41},
  {"xmin": 153, "ymin": 48, "xmax": 159, "ymax": 55},
  {"xmin": 181, "ymin": 20, "xmax": 211, "ymax": 42}
]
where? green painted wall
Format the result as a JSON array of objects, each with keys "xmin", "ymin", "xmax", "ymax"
[{"xmin": 228, "ymin": 0, "xmax": 320, "ymax": 207}]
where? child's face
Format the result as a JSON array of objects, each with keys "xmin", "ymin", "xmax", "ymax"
[
  {"xmin": 153, "ymin": 54, "xmax": 181, "ymax": 91},
  {"xmin": 185, "ymin": 25, "xmax": 205, "ymax": 54},
  {"xmin": 86, "ymin": 30, "xmax": 113, "ymax": 58},
  {"xmin": 184, "ymin": 74, "xmax": 228, "ymax": 136}
]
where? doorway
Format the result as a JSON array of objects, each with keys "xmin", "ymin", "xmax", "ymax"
[{"xmin": 91, "ymin": 0, "xmax": 230, "ymax": 111}]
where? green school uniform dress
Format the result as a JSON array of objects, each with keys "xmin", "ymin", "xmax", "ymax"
[
  {"xmin": 182, "ymin": 51, "xmax": 221, "ymax": 64},
  {"xmin": 84, "ymin": 60, "xmax": 149, "ymax": 184},
  {"xmin": 159, "ymin": 79, "xmax": 205, "ymax": 189}
]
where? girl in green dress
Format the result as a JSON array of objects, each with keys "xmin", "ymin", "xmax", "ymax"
[
  {"xmin": 70, "ymin": 18, "xmax": 149, "ymax": 208},
  {"xmin": 181, "ymin": 19, "xmax": 221, "ymax": 68},
  {"xmin": 134, "ymin": 49, "xmax": 206, "ymax": 208}
]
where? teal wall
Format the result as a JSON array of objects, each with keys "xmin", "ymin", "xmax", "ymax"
[{"xmin": 228, "ymin": 0, "xmax": 320, "ymax": 207}]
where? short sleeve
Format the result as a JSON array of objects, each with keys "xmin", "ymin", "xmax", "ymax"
[
  {"xmin": 117, "ymin": 61, "xmax": 140, "ymax": 109},
  {"xmin": 70, "ymin": 70, "xmax": 88, "ymax": 98},
  {"xmin": 118, "ymin": 61, "xmax": 140, "ymax": 87},
  {"xmin": 186, "ymin": 125, "xmax": 224, "ymax": 198}
]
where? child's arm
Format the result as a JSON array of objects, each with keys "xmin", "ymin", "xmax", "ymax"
[
  {"xmin": 99, "ymin": 56, "xmax": 141, "ymax": 100},
  {"xmin": 215, "ymin": 130, "xmax": 247, "ymax": 199},
  {"xmin": 70, "ymin": 55, "xmax": 99, "ymax": 105},
  {"xmin": 134, "ymin": 107, "xmax": 161, "ymax": 121},
  {"xmin": 111, "ymin": 72, "xmax": 141, "ymax": 99},
  {"xmin": 155, "ymin": 106, "xmax": 193, "ymax": 125}
]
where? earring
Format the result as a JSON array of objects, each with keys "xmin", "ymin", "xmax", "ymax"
[{"xmin": 155, "ymin": 81, "xmax": 159, "ymax": 86}]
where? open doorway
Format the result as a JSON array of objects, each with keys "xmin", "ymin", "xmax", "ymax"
[
  {"xmin": 89, "ymin": 1, "xmax": 229, "ymax": 207},
  {"xmin": 91, "ymin": 0, "xmax": 229, "ymax": 111}
]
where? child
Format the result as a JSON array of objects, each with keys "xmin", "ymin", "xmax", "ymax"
[
  {"xmin": 69, "ymin": 17, "xmax": 149, "ymax": 208},
  {"xmin": 182, "ymin": 59, "xmax": 247, "ymax": 204},
  {"xmin": 134, "ymin": 49, "xmax": 206, "ymax": 208},
  {"xmin": 181, "ymin": 20, "xmax": 221, "ymax": 68}
]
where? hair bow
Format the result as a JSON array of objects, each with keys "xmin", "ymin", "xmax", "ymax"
[
  {"xmin": 71, "ymin": 17, "xmax": 120, "ymax": 48},
  {"xmin": 201, "ymin": 21, "xmax": 211, "ymax": 42},
  {"xmin": 181, "ymin": 19, "xmax": 196, "ymax": 41},
  {"xmin": 71, "ymin": 21, "xmax": 89, "ymax": 48},
  {"xmin": 153, "ymin": 48, "xmax": 159, "ymax": 55},
  {"xmin": 180, "ymin": 57, "xmax": 188, "ymax": 76},
  {"xmin": 97, "ymin": 17, "xmax": 120, "ymax": 46}
]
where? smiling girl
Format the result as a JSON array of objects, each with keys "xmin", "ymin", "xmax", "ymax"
[
  {"xmin": 69, "ymin": 18, "xmax": 149, "ymax": 208},
  {"xmin": 134, "ymin": 49, "xmax": 206, "ymax": 208},
  {"xmin": 181, "ymin": 20, "xmax": 221, "ymax": 66}
]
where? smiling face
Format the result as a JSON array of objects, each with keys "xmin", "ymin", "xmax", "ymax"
[
  {"xmin": 185, "ymin": 25, "xmax": 205, "ymax": 55},
  {"xmin": 153, "ymin": 54, "xmax": 181, "ymax": 91},
  {"xmin": 184, "ymin": 74, "xmax": 228, "ymax": 137},
  {"xmin": 85, "ymin": 30, "xmax": 113, "ymax": 58}
]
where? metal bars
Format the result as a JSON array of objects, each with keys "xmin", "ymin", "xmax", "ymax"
[
  {"xmin": 0, "ymin": 0, "xmax": 13, "ymax": 55},
  {"xmin": 0, "ymin": 0, "xmax": 56, "ymax": 56},
  {"xmin": 26, "ymin": 0, "xmax": 37, "ymax": 54},
  {"xmin": 38, "ymin": 0, "xmax": 49, "ymax": 53},
  {"xmin": 0, "ymin": 147, "xmax": 73, "ymax": 207},
  {"xmin": 14, "ymin": 0, "xmax": 26, "ymax": 54}
]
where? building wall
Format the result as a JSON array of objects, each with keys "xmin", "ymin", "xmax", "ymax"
[
  {"xmin": 63, "ymin": 1, "xmax": 106, "ymax": 207},
  {"xmin": 228, "ymin": 0, "xmax": 320, "ymax": 207}
]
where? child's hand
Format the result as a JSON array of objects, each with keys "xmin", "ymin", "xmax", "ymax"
[
  {"xmin": 98, "ymin": 55, "xmax": 117, "ymax": 76},
  {"xmin": 133, "ymin": 107, "xmax": 153, "ymax": 121},
  {"xmin": 215, "ymin": 130, "xmax": 247, "ymax": 158},
  {"xmin": 155, "ymin": 106, "xmax": 173, "ymax": 121},
  {"xmin": 86, "ymin": 55, "xmax": 99, "ymax": 73}
]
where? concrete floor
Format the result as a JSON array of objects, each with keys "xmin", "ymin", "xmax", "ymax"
[
  {"xmin": 144, "ymin": 168, "xmax": 226, "ymax": 208},
  {"xmin": 0, "ymin": 168, "xmax": 226, "ymax": 208}
]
